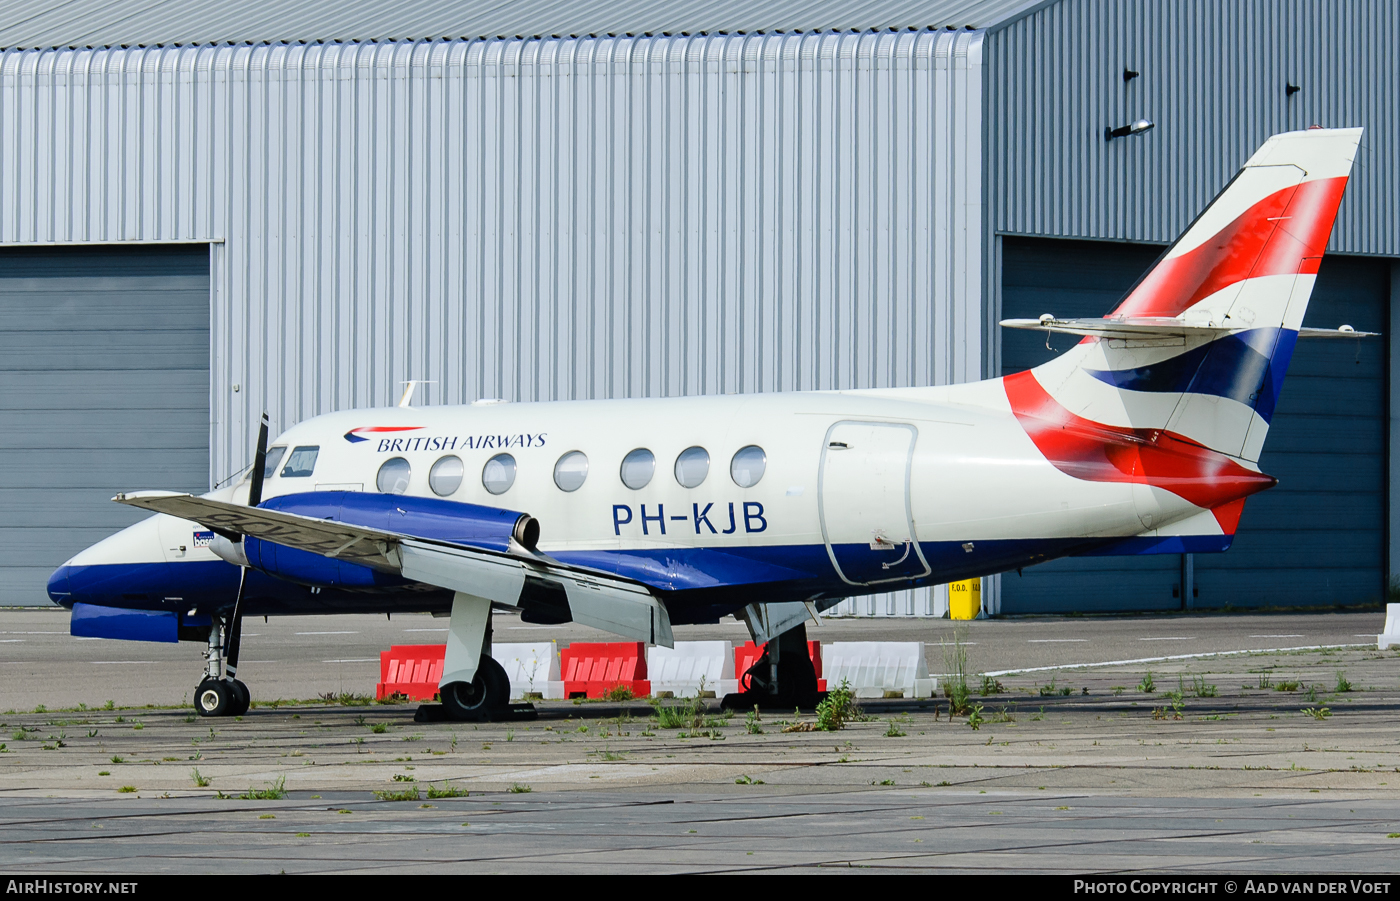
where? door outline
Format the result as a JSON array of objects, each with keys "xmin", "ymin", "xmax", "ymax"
[{"xmin": 817, "ymin": 420, "xmax": 931, "ymax": 587}]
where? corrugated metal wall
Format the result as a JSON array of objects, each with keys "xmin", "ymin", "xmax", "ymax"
[
  {"xmin": 987, "ymin": 0, "xmax": 1400, "ymax": 254},
  {"xmin": 0, "ymin": 30, "xmax": 986, "ymax": 614}
]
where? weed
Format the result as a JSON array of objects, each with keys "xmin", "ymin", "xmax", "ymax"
[
  {"xmin": 967, "ymin": 704, "xmax": 985, "ymax": 731},
  {"xmin": 1111, "ymin": 686, "xmax": 1125, "ymax": 696},
  {"xmin": 505, "ymin": 729, "xmax": 514, "ymax": 742},
  {"xmin": 979, "ymin": 676, "xmax": 1006, "ymax": 696},
  {"xmin": 993, "ymin": 706, "xmax": 1015, "ymax": 724},
  {"xmin": 604, "ymin": 684, "xmax": 636, "ymax": 702},
  {"xmin": 745, "ymin": 706, "xmax": 764, "ymax": 734},
  {"xmin": 110, "ymin": 756, "xmax": 124, "ymax": 764},
  {"xmin": 1189, "ymin": 675, "xmax": 1218, "ymax": 698},
  {"xmin": 1304, "ymin": 684, "xmax": 1319, "ymax": 703},
  {"xmin": 401, "ymin": 734, "xmax": 423, "ymax": 742},
  {"xmin": 103, "ymin": 700, "xmax": 114, "ymax": 711},
  {"xmin": 877, "ymin": 779, "xmax": 895, "ymax": 786},
  {"xmin": 656, "ymin": 699, "xmax": 699, "ymax": 730},
  {"xmin": 1302, "ymin": 707, "xmax": 1332, "ymax": 720},
  {"xmin": 508, "ymin": 783, "xmax": 532, "ymax": 793},
  {"xmin": 191, "ymin": 768, "xmax": 210, "ymax": 787},
  {"xmin": 97, "ymin": 771, "xmax": 109, "ymax": 776},
  {"xmin": 117, "ymin": 786, "xmax": 136, "ymax": 794},
  {"xmin": 132, "ymin": 723, "xmax": 143, "ymax": 731},
  {"xmin": 941, "ymin": 630, "xmax": 973, "ymax": 715},
  {"xmin": 426, "ymin": 784, "xmax": 469, "ymax": 799},
  {"xmin": 239, "ymin": 776, "xmax": 287, "ymax": 800},
  {"xmin": 1031, "ymin": 706, "xmax": 1045, "ymax": 721},
  {"xmin": 354, "ymin": 715, "xmax": 367, "ymax": 726},
  {"xmin": 734, "ymin": 775, "xmax": 765, "ymax": 785},
  {"xmin": 1335, "ymin": 672, "xmax": 1354, "ymax": 693},
  {"xmin": 1275, "ymin": 681, "xmax": 1301, "ymax": 692},
  {"xmin": 598, "ymin": 749, "xmax": 626, "ymax": 761},
  {"xmin": 374, "ymin": 786, "xmax": 421, "ymax": 802},
  {"xmin": 258, "ymin": 814, "xmax": 275, "ymax": 820},
  {"xmin": 392, "ymin": 773, "xmax": 415, "ymax": 782},
  {"xmin": 884, "ymin": 720, "xmax": 907, "ymax": 738},
  {"xmin": 816, "ymin": 681, "xmax": 861, "ymax": 731},
  {"xmin": 1138, "ymin": 672, "xmax": 1156, "ymax": 693},
  {"xmin": 295, "ymin": 832, "xmax": 311, "ymax": 837},
  {"xmin": 1257, "ymin": 673, "xmax": 1273, "ymax": 690},
  {"xmin": 1038, "ymin": 675, "xmax": 1058, "ymax": 697},
  {"xmin": 114, "ymin": 716, "xmax": 124, "ymax": 723},
  {"xmin": 369, "ymin": 723, "xmax": 389, "ymax": 734}
]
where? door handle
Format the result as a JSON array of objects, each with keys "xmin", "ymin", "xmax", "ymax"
[{"xmin": 881, "ymin": 541, "xmax": 912, "ymax": 570}]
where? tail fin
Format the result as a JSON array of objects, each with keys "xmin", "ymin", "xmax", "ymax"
[
  {"xmin": 1001, "ymin": 127, "xmax": 1362, "ymax": 548},
  {"xmin": 1011, "ymin": 126, "xmax": 1361, "ymax": 463}
]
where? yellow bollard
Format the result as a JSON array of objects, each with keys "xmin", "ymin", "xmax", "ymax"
[{"xmin": 949, "ymin": 578, "xmax": 981, "ymax": 620}]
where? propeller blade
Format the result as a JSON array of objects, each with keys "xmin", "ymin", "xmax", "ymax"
[
  {"xmin": 224, "ymin": 566, "xmax": 249, "ymax": 678},
  {"xmin": 247, "ymin": 412, "xmax": 270, "ymax": 509}
]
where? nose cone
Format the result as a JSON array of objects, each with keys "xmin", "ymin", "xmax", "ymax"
[{"xmin": 47, "ymin": 564, "xmax": 73, "ymax": 607}]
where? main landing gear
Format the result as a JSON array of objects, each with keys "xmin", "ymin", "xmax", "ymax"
[
  {"xmin": 722, "ymin": 621, "xmax": 822, "ymax": 712},
  {"xmin": 193, "ymin": 613, "xmax": 251, "ymax": 718},
  {"xmin": 435, "ymin": 592, "xmax": 514, "ymax": 722}
]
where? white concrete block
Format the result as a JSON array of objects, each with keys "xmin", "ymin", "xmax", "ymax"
[
  {"xmin": 492, "ymin": 641, "xmax": 564, "ymax": 700},
  {"xmin": 1379, "ymin": 603, "xmax": 1400, "ymax": 650},
  {"xmin": 647, "ymin": 640, "xmax": 736, "ymax": 698},
  {"xmin": 821, "ymin": 641, "xmax": 937, "ymax": 699}
]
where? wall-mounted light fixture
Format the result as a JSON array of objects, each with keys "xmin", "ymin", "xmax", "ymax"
[
  {"xmin": 1286, "ymin": 82, "xmax": 1301, "ymax": 96},
  {"xmin": 1104, "ymin": 119, "xmax": 1155, "ymax": 141},
  {"xmin": 1123, "ymin": 67, "xmax": 1140, "ymax": 82}
]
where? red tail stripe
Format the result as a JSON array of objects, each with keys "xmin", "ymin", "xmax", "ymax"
[
  {"xmin": 1113, "ymin": 176, "xmax": 1347, "ymax": 319},
  {"xmin": 1004, "ymin": 370, "xmax": 1276, "ymax": 510}
]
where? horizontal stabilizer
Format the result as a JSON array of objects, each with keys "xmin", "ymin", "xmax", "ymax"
[{"xmin": 1002, "ymin": 316, "xmax": 1378, "ymax": 342}]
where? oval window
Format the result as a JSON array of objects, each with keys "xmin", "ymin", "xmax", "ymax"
[
  {"xmin": 376, "ymin": 457, "xmax": 412, "ymax": 495},
  {"xmin": 674, "ymin": 446, "xmax": 710, "ymax": 488},
  {"xmin": 619, "ymin": 448, "xmax": 655, "ymax": 490},
  {"xmin": 730, "ymin": 445, "xmax": 766, "ymax": 488},
  {"xmin": 429, "ymin": 455, "xmax": 464, "ymax": 497},
  {"xmin": 482, "ymin": 453, "xmax": 517, "ymax": 495},
  {"xmin": 554, "ymin": 451, "xmax": 589, "ymax": 492}
]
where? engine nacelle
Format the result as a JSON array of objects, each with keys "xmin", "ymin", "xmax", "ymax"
[{"xmin": 242, "ymin": 492, "xmax": 538, "ymax": 589}]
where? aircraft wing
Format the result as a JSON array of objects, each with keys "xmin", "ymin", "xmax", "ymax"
[
  {"xmin": 1002, "ymin": 316, "xmax": 1378, "ymax": 340},
  {"xmin": 113, "ymin": 491, "xmax": 673, "ymax": 646}
]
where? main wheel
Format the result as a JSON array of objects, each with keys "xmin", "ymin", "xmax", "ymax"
[
  {"xmin": 195, "ymin": 679, "xmax": 231, "ymax": 717},
  {"xmin": 441, "ymin": 656, "xmax": 510, "ymax": 721},
  {"xmin": 227, "ymin": 679, "xmax": 251, "ymax": 716}
]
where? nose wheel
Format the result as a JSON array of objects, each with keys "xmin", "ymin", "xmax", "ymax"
[{"xmin": 193, "ymin": 612, "xmax": 253, "ymax": 717}]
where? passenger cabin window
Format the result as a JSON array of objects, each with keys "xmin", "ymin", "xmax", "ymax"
[
  {"xmin": 674, "ymin": 446, "xmax": 709, "ymax": 488},
  {"xmin": 554, "ymin": 451, "xmax": 588, "ymax": 492},
  {"xmin": 482, "ymin": 453, "xmax": 516, "ymax": 495},
  {"xmin": 429, "ymin": 455, "xmax": 463, "ymax": 496},
  {"xmin": 262, "ymin": 446, "xmax": 287, "ymax": 479},
  {"xmin": 620, "ymin": 448, "xmax": 655, "ymax": 490},
  {"xmin": 377, "ymin": 457, "xmax": 411, "ymax": 494},
  {"xmin": 281, "ymin": 446, "xmax": 320, "ymax": 478},
  {"xmin": 730, "ymin": 445, "xmax": 766, "ymax": 488}
]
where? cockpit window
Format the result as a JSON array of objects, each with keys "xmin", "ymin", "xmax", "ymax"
[
  {"xmin": 262, "ymin": 446, "xmax": 287, "ymax": 479},
  {"xmin": 281, "ymin": 446, "xmax": 320, "ymax": 478}
]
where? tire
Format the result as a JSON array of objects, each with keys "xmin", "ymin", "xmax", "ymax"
[
  {"xmin": 227, "ymin": 679, "xmax": 251, "ymax": 716},
  {"xmin": 195, "ymin": 679, "xmax": 231, "ymax": 717},
  {"xmin": 441, "ymin": 655, "xmax": 510, "ymax": 721}
]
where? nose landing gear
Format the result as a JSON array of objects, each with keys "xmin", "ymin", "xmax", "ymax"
[{"xmin": 194, "ymin": 613, "xmax": 251, "ymax": 718}]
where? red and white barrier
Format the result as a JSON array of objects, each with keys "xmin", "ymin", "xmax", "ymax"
[
  {"xmin": 647, "ymin": 641, "xmax": 737, "ymax": 698},
  {"xmin": 560, "ymin": 641, "xmax": 650, "ymax": 699},
  {"xmin": 820, "ymin": 641, "xmax": 936, "ymax": 698},
  {"xmin": 492, "ymin": 642, "xmax": 564, "ymax": 700}
]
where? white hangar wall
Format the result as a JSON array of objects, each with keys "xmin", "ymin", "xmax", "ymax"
[{"xmin": 0, "ymin": 30, "xmax": 986, "ymax": 615}]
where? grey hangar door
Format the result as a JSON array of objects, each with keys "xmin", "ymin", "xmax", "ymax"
[
  {"xmin": 0, "ymin": 245, "xmax": 210, "ymax": 605},
  {"xmin": 998, "ymin": 237, "xmax": 1387, "ymax": 614}
]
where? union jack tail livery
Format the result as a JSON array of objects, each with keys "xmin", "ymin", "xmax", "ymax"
[{"xmin": 1002, "ymin": 126, "xmax": 1368, "ymax": 552}]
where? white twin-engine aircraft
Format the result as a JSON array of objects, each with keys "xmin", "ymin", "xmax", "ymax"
[{"xmin": 50, "ymin": 127, "xmax": 1373, "ymax": 720}]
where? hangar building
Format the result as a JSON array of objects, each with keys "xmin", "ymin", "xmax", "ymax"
[{"xmin": 1, "ymin": 0, "xmax": 1395, "ymax": 616}]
